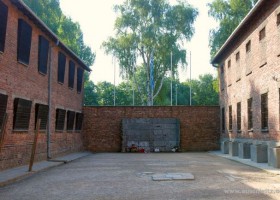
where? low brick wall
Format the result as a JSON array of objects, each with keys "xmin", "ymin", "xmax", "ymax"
[{"xmin": 82, "ymin": 106, "xmax": 220, "ymax": 152}]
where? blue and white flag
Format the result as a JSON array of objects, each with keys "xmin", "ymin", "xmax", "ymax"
[{"xmin": 150, "ymin": 50, "xmax": 154, "ymax": 91}]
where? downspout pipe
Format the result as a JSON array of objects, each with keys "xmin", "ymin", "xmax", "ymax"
[{"xmin": 47, "ymin": 39, "xmax": 60, "ymax": 159}]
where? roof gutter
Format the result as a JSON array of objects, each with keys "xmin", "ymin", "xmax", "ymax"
[{"xmin": 211, "ymin": 0, "xmax": 265, "ymax": 66}]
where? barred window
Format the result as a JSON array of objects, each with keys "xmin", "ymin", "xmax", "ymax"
[
  {"xmin": 75, "ymin": 113, "xmax": 83, "ymax": 131},
  {"xmin": 35, "ymin": 104, "xmax": 49, "ymax": 130},
  {"xmin": 0, "ymin": 94, "xmax": 8, "ymax": 131},
  {"xmin": 55, "ymin": 109, "xmax": 66, "ymax": 131},
  {"xmin": 67, "ymin": 111, "xmax": 75, "ymax": 131}
]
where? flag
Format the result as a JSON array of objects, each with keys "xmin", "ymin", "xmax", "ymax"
[{"xmin": 150, "ymin": 50, "xmax": 154, "ymax": 92}]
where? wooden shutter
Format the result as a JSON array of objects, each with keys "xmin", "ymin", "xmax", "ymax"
[
  {"xmin": 77, "ymin": 68, "xmax": 84, "ymax": 93},
  {"xmin": 0, "ymin": 1, "xmax": 8, "ymax": 52},
  {"xmin": 13, "ymin": 98, "xmax": 32, "ymax": 130},
  {"xmin": 67, "ymin": 111, "xmax": 75, "ymax": 131},
  {"xmin": 0, "ymin": 94, "xmax": 8, "ymax": 130},
  {"xmin": 17, "ymin": 19, "xmax": 32, "ymax": 65},
  {"xmin": 75, "ymin": 113, "xmax": 83, "ymax": 131},
  {"xmin": 58, "ymin": 52, "xmax": 66, "ymax": 83},
  {"xmin": 38, "ymin": 35, "xmax": 49, "ymax": 74},
  {"xmin": 55, "ymin": 109, "xmax": 66, "ymax": 131},
  {"xmin": 35, "ymin": 104, "xmax": 49, "ymax": 130},
  {"xmin": 68, "ymin": 60, "xmax": 75, "ymax": 88}
]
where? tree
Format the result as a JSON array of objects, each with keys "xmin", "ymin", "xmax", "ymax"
[
  {"xmin": 83, "ymin": 80, "xmax": 99, "ymax": 106},
  {"xmin": 208, "ymin": 0, "xmax": 258, "ymax": 57},
  {"xmin": 103, "ymin": 0, "xmax": 198, "ymax": 106}
]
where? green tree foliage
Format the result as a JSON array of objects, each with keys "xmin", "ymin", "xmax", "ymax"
[
  {"xmin": 208, "ymin": 0, "xmax": 258, "ymax": 57},
  {"xmin": 103, "ymin": 0, "xmax": 198, "ymax": 105},
  {"xmin": 23, "ymin": 0, "xmax": 96, "ymax": 105}
]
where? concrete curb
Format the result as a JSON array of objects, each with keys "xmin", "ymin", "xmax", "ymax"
[
  {"xmin": 209, "ymin": 151, "xmax": 280, "ymax": 175},
  {"xmin": 0, "ymin": 151, "xmax": 92, "ymax": 187}
]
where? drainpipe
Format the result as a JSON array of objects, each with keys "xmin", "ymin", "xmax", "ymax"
[{"xmin": 47, "ymin": 39, "xmax": 60, "ymax": 159}]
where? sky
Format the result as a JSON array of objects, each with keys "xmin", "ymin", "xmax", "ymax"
[{"xmin": 59, "ymin": 0, "xmax": 218, "ymax": 85}]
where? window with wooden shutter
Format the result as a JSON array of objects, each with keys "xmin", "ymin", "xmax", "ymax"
[
  {"xmin": 38, "ymin": 35, "xmax": 49, "ymax": 75},
  {"xmin": 77, "ymin": 68, "xmax": 84, "ymax": 93},
  {"xmin": 67, "ymin": 111, "xmax": 75, "ymax": 131},
  {"xmin": 58, "ymin": 52, "xmax": 66, "ymax": 83},
  {"xmin": 55, "ymin": 109, "xmax": 65, "ymax": 131},
  {"xmin": 13, "ymin": 98, "xmax": 32, "ymax": 131},
  {"xmin": 0, "ymin": 1, "xmax": 8, "ymax": 53},
  {"xmin": 68, "ymin": 60, "xmax": 75, "ymax": 89},
  {"xmin": 35, "ymin": 104, "xmax": 49, "ymax": 131},
  {"xmin": 0, "ymin": 93, "xmax": 8, "ymax": 131},
  {"xmin": 75, "ymin": 113, "xmax": 83, "ymax": 131},
  {"xmin": 17, "ymin": 19, "xmax": 32, "ymax": 65}
]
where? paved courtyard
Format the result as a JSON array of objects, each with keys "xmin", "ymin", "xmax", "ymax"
[{"xmin": 0, "ymin": 153, "xmax": 280, "ymax": 200}]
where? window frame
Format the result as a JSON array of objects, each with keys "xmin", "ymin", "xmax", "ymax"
[
  {"xmin": 55, "ymin": 109, "xmax": 66, "ymax": 131},
  {"xmin": 237, "ymin": 102, "xmax": 241, "ymax": 132},
  {"xmin": 38, "ymin": 35, "xmax": 49, "ymax": 75},
  {"xmin": 17, "ymin": 19, "xmax": 32, "ymax": 65},
  {"xmin": 35, "ymin": 104, "xmax": 49, "ymax": 131},
  {"xmin": 261, "ymin": 93, "xmax": 268, "ymax": 131},
  {"xmin": 247, "ymin": 98, "xmax": 253, "ymax": 131},
  {"xmin": 67, "ymin": 111, "xmax": 75, "ymax": 131},
  {"xmin": 221, "ymin": 107, "xmax": 225, "ymax": 132},
  {"xmin": 229, "ymin": 105, "xmax": 233, "ymax": 131},
  {"xmin": 75, "ymin": 113, "xmax": 83, "ymax": 131},
  {"xmin": 0, "ymin": 1, "xmax": 8, "ymax": 53},
  {"xmin": 0, "ymin": 93, "xmax": 8, "ymax": 131},
  {"xmin": 57, "ymin": 52, "xmax": 66, "ymax": 84},
  {"xmin": 13, "ymin": 98, "xmax": 32, "ymax": 131},
  {"xmin": 68, "ymin": 60, "xmax": 75, "ymax": 89}
]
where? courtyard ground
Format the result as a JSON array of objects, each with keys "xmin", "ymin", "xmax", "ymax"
[{"xmin": 0, "ymin": 152, "xmax": 280, "ymax": 200}]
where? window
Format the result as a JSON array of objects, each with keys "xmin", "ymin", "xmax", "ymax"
[
  {"xmin": 68, "ymin": 60, "xmax": 75, "ymax": 89},
  {"xmin": 58, "ymin": 52, "xmax": 66, "ymax": 83},
  {"xmin": 236, "ymin": 52, "xmax": 240, "ymax": 61},
  {"xmin": 0, "ymin": 94, "xmax": 8, "ymax": 131},
  {"xmin": 55, "ymin": 109, "xmax": 66, "ymax": 131},
  {"xmin": 229, "ymin": 106, "xmax": 232, "ymax": 131},
  {"xmin": 261, "ymin": 93, "xmax": 268, "ymax": 130},
  {"xmin": 277, "ymin": 13, "xmax": 280, "ymax": 26},
  {"xmin": 17, "ymin": 19, "xmax": 32, "ymax": 65},
  {"xmin": 13, "ymin": 98, "xmax": 32, "ymax": 131},
  {"xmin": 75, "ymin": 113, "xmax": 83, "ymax": 131},
  {"xmin": 0, "ymin": 1, "xmax": 8, "ymax": 53},
  {"xmin": 221, "ymin": 108, "xmax": 225, "ymax": 132},
  {"xmin": 38, "ymin": 36, "xmax": 49, "ymax": 75},
  {"xmin": 227, "ymin": 59, "xmax": 231, "ymax": 68},
  {"xmin": 77, "ymin": 68, "xmax": 84, "ymax": 93},
  {"xmin": 259, "ymin": 27, "xmax": 266, "ymax": 41},
  {"xmin": 237, "ymin": 102, "xmax": 241, "ymax": 132},
  {"xmin": 67, "ymin": 111, "xmax": 75, "ymax": 131},
  {"xmin": 248, "ymin": 98, "xmax": 253, "ymax": 130},
  {"xmin": 35, "ymin": 104, "xmax": 49, "ymax": 130},
  {"xmin": 246, "ymin": 40, "xmax": 251, "ymax": 53}
]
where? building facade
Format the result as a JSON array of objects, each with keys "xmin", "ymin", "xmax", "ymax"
[
  {"xmin": 212, "ymin": 0, "xmax": 280, "ymax": 157},
  {"xmin": 0, "ymin": 0, "xmax": 90, "ymax": 170}
]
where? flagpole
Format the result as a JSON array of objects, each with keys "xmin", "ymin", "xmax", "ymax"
[
  {"xmin": 170, "ymin": 51, "xmax": 173, "ymax": 106},
  {"xmin": 113, "ymin": 56, "xmax": 116, "ymax": 106},
  {"xmin": 189, "ymin": 51, "xmax": 192, "ymax": 106}
]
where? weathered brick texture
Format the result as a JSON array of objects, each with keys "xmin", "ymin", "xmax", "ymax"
[{"xmin": 83, "ymin": 106, "xmax": 220, "ymax": 152}]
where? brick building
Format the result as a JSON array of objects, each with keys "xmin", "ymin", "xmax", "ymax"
[
  {"xmin": 0, "ymin": 0, "xmax": 90, "ymax": 170},
  {"xmin": 212, "ymin": 0, "xmax": 280, "ymax": 166}
]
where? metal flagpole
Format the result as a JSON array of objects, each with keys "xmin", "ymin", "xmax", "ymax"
[
  {"xmin": 132, "ymin": 57, "xmax": 135, "ymax": 106},
  {"xmin": 190, "ymin": 51, "xmax": 192, "ymax": 106},
  {"xmin": 170, "ymin": 51, "xmax": 173, "ymax": 106},
  {"xmin": 113, "ymin": 56, "xmax": 116, "ymax": 106}
]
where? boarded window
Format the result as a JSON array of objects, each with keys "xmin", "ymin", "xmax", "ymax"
[
  {"xmin": 259, "ymin": 27, "xmax": 266, "ymax": 41},
  {"xmin": 17, "ymin": 19, "xmax": 32, "ymax": 65},
  {"xmin": 13, "ymin": 98, "xmax": 32, "ymax": 131},
  {"xmin": 35, "ymin": 104, "xmax": 49, "ymax": 130},
  {"xmin": 75, "ymin": 113, "xmax": 83, "ymax": 131},
  {"xmin": 237, "ymin": 102, "xmax": 241, "ymax": 132},
  {"xmin": 77, "ymin": 68, "xmax": 84, "ymax": 93},
  {"xmin": 68, "ymin": 60, "xmax": 75, "ymax": 89},
  {"xmin": 248, "ymin": 98, "xmax": 253, "ymax": 130},
  {"xmin": 261, "ymin": 93, "xmax": 268, "ymax": 130},
  {"xmin": 58, "ymin": 52, "xmax": 66, "ymax": 83},
  {"xmin": 0, "ymin": 94, "xmax": 8, "ymax": 131},
  {"xmin": 38, "ymin": 35, "xmax": 49, "ymax": 74},
  {"xmin": 0, "ymin": 1, "xmax": 8, "ymax": 52},
  {"xmin": 246, "ymin": 40, "xmax": 251, "ymax": 53},
  {"xmin": 55, "ymin": 109, "xmax": 65, "ymax": 131},
  {"xmin": 67, "ymin": 111, "xmax": 75, "ymax": 131},
  {"xmin": 221, "ymin": 107, "xmax": 225, "ymax": 131},
  {"xmin": 229, "ymin": 105, "xmax": 232, "ymax": 131}
]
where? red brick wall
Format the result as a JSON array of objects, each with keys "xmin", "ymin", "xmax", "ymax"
[
  {"xmin": 0, "ymin": 0, "xmax": 84, "ymax": 171},
  {"xmin": 218, "ymin": 1, "xmax": 280, "ymax": 141},
  {"xmin": 82, "ymin": 106, "xmax": 220, "ymax": 152}
]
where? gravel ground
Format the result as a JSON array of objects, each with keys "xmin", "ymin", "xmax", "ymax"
[{"xmin": 0, "ymin": 153, "xmax": 280, "ymax": 200}]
